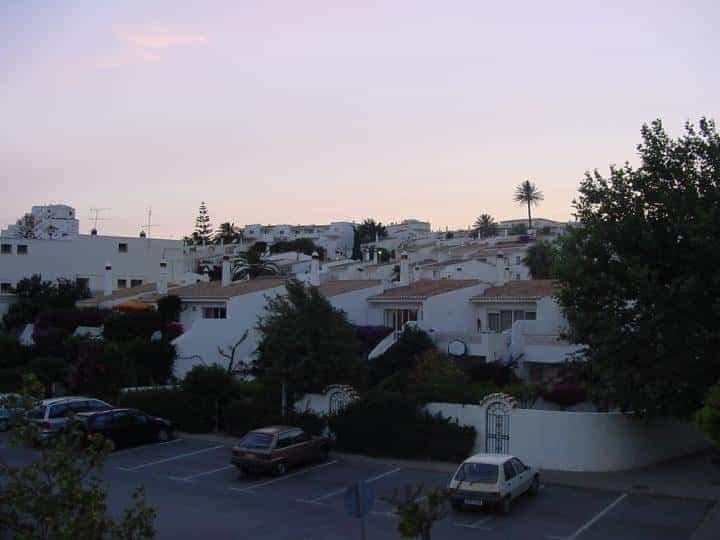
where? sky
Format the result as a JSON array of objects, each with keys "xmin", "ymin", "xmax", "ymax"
[{"xmin": 1, "ymin": 1, "xmax": 718, "ymax": 238}]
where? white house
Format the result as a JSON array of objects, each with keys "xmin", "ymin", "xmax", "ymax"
[
  {"xmin": 1, "ymin": 204, "xmax": 80, "ymax": 240},
  {"xmin": 385, "ymin": 219, "xmax": 431, "ymax": 242},
  {"xmin": 242, "ymin": 222, "xmax": 355, "ymax": 259}
]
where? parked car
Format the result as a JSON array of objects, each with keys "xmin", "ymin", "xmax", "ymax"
[
  {"xmin": 77, "ymin": 408, "xmax": 174, "ymax": 449},
  {"xmin": 27, "ymin": 396, "xmax": 113, "ymax": 441},
  {"xmin": 0, "ymin": 393, "xmax": 22, "ymax": 431},
  {"xmin": 447, "ymin": 453, "xmax": 540, "ymax": 515},
  {"xmin": 231, "ymin": 426, "xmax": 330, "ymax": 476}
]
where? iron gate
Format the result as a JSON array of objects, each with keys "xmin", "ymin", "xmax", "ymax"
[{"xmin": 485, "ymin": 402, "xmax": 510, "ymax": 454}]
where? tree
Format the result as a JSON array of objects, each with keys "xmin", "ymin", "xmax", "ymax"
[
  {"xmin": 384, "ymin": 485, "xmax": 450, "ymax": 540},
  {"xmin": 696, "ymin": 385, "xmax": 720, "ymax": 446},
  {"xmin": 555, "ymin": 118, "xmax": 720, "ymax": 418},
  {"xmin": 473, "ymin": 214, "xmax": 498, "ymax": 239},
  {"xmin": 351, "ymin": 226, "xmax": 362, "ymax": 260},
  {"xmin": 214, "ymin": 222, "xmax": 241, "ymax": 245},
  {"xmin": 444, "ymin": 232, "xmax": 454, "ymax": 240},
  {"xmin": 217, "ymin": 331, "xmax": 249, "ymax": 375},
  {"xmin": 14, "ymin": 213, "xmax": 36, "ymax": 239},
  {"xmin": 254, "ymin": 279, "xmax": 365, "ymax": 411},
  {"xmin": 157, "ymin": 294, "xmax": 182, "ymax": 323},
  {"xmin": 270, "ymin": 238, "xmax": 325, "ymax": 260},
  {"xmin": 357, "ymin": 218, "xmax": 388, "ymax": 244},
  {"xmin": 0, "ymin": 376, "xmax": 157, "ymax": 538},
  {"xmin": 523, "ymin": 240, "xmax": 557, "ymax": 278},
  {"xmin": 231, "ymin": 249, "xmax": 280, "ymax": 280},
  {"xmin": 514, "ymin": 180, "xmax": 544, "ymax": 229},
  {"xmin": 193, "ymin": 201, "xmax": 212, "ymax": 245}
]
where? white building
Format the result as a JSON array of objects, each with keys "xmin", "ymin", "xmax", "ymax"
[
  {"xmin": 243, "ymin": 222, "xmax": 355, "ymax": 259},
  {"xmin": 1, "ymin": 204, "xmax": 80, "ymax": 240},
  {"xmin": 385, "ymin": 219, "xmax": 431, "ymax": 242}
]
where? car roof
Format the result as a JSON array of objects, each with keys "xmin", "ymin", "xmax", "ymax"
[
  {"xmin": 40, "ymin": 396, "xmax": 101, "ymax": 405},
  {"xmin": 252, "ymin": 425, "xmax": 296, "ymax": 434},
  {"xmin": 463, "ymin": 453, "xmax": 516, "ymax": 465}
]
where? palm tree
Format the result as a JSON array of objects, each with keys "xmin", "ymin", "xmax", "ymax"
[
  {"xmin": 214, "ymin": 222, "xmax": 241, "ymax": 245},
  {"xmin": 231, "ymin": 250, "xmax": 280, "ymax": 280},
  {"xmin": 514, "ymin": 180, "xmax": 544, "ymax": 230},
  {"xmin": 473, "ymin": 214, "xmax": 498, "ymax": 239}
]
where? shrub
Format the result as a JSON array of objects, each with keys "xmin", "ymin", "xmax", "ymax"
[
  {"xmin": 117, "ymin": 389, "xmax": 214, "ymax": 433},
  {"xmin": 0, "ymin": 333, "xmax": 26, "ymax": 368},
  {"xmin": 329, "ymin": 392, "xmax": 475, "ymax": 462},
  {"xmin": 224, "ymin": 400, "xmax": 324, "ymax": 438},
  {"xmin": 25, "ymin": 357, "xmax": 66, "ymax": 393},
  {"xmin": 695, "ymin": 385, "xmax": 720, "ymax": 446},
  {"xmin": 369, "ymin": 327, "xmax": 435, "ymax": 385},
  {"xmin": 543, "ymin": 382, "xmax": 586, "ymax": 407},
  {"xmin": 157, "ymin": 295, "xmax": 182, "ymax": 323},
  {"xmin": 124, "ymin": 339, "xmax": 176, "ymax": 386},
  {"xmin": 0, "ymin": 368, "xmax": 23, "ymax": 393},
  {"xmin": 103, "ymin": 311, "xmax": 163, "ymax": 342}
]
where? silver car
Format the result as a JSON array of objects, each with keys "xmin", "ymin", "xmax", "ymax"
[{"xmin": 28, "ymin": 396, "xmax": 113, "ymax": 440}]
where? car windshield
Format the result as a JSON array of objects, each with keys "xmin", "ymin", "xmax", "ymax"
[
  {"xmin": 238, "ymin": 432, "xmax": 274, "ymax": 449},
  {"xmin": 27, "ymin": 405, "xmax": 46, "ymax": 419},
  {"xmin": 455, "ymin": 462, "xmax": 499, "ymax": 484}
]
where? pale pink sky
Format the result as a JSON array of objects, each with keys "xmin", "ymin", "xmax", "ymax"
[{"xmin": 1, "ymin": 1, "xmax": 718, "ymax": 238}]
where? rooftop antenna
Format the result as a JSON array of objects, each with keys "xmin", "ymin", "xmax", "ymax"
[
  {"xmin": 140, "ymin": 207, "xmax": 162, "ymax": 246},
  {"xmin": 89, "ymin": 208, "xmax": 111, "ymax": 235}
]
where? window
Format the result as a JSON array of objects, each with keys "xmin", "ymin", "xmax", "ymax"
[
  {"xmin": 476, "ymin": 318, "xmax": 482, "ymax": 332},
  {"xmin": 383, "ymin": 308, "xmax": 419, "ymax": 332},
  {"xmin": 454, "ymin": 463, "xmax": 498, "ymax": 483},
  {"xmin": 515, "ymin": 256, "xmax": 521, "ymax": 265},
  {"xmin": 511, "ymin": 458, "xmax": 527, "ymax": 475},
  {"xmin": 17, "ymin": 245, "xmax": 28, "ymax": 255},
  {"xmin": 500, "ymin": 310, "xmax": 513, "ymax": 331},
  {"xmin": 277, "ymin": 431, "xmax": 294, "ymax": 448},
  {"xmin": 513, "ymin": 310, "xmax": 525, "ymax": 322},
  {"xmin": 202, "ymin": 307, "xmax": 227, "ymax": 319},
  {"xmin": 488, "ymin": 309, "xmax": 534, "ymax": 332},
  {"xmin": 118, "ymin": 243, "xmax": 128, "ymax": 253},
  {"xmin": 117, "ymin": 279, "xmax": 127, "ymax": 289},
  {"xmin": 289, "ymin": 429, "xmax": 307, "ymax": 445},
  {"xmin": 1, "ymin": 283, "xmax": 11, "ymax": 293},
  {"xmin": 76, "ymin": 278, "xmax": 89, "ymax": 291},
  {"xmin": 49, "ymin": 404, "xmax": 71, "ymax": 419},
  {"xmin": 1, "ymin": 244, "xmax": 11, "ymax": 254},
  {"xmin": 525, "ymin": 311, "xmax": 536, "ymax": 320},
  {"xmin": 89, "ymin": 413, "xmax": 112, "ymax": 429},
  {"xmin": 238, "ymin": 431, "xmax": 273, "ymax": 449},
  {"xmin": 88, "ymin": 399, "xmax": 110, "ymax": 411},
  {"xmin": 69, "ymin": 400, "xmax": 92, "ymax": 413},
  {"xmin": 488, "ymin": 312, "xmax": 500, "ymax": 332},
  {"xmin": 130, "ymin": 279, "xmax": 143, "ymax": 288},
  {"xmin": 503, "ymin": 461, "xmax": 517, "ymax": 480}
]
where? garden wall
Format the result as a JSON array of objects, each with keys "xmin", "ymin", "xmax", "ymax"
[{"xmin": 426, "ymin": 402, "xmax": 712, "ymax": 472}]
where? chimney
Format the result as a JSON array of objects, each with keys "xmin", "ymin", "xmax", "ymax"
[
  {"xmin": 104, "ymin": 263, "xmax": 113, "ymax": 296},
  {"xmin": 158, "ymin": 260, "xmax": 168, "ymax": 295},
  {"xmin": 400, "ymin": 252, "xmax": 410, "ymax": 285},
  {"xmin": 221, "ymin": 255, "xmax": 232, "ymax": 287},
  {"xmin": 413, "ymin": 265, "xmax": 421, "ymax": 282},
  {"xmin": 496, "ymin": 253, "xmax": 507, "ymax": 283},
  {"xmin": 310, "ymin": 251, "xmax": 320, "ymax": 286},
  {"xmin": 372, "ymin": 247, "xmax": 378, "ymax": 265}
]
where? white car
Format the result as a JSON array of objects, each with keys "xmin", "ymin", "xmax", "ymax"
[{"xmin": 447, "ymin": 453, "xmax": 540, "ymax": 515}]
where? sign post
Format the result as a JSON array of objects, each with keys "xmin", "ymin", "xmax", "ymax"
[{"xmin": 344, "ymin": 480, "xmax": 375, "ymax": 540}]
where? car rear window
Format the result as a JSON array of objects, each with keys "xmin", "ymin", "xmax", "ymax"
[
  {"xmin": 27, "ymin": 406, "xmax": 47, "ymax": 419},
  {"xmin": 238, "ymin": 432, "xmax": 274, "ymax": 449},
  {"xmin": 455, "ymin": 462, "xmax": 499, "ymax": 484}
]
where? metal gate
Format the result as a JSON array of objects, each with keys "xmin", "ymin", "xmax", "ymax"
[{"xmin": 485, "ymin": 402, "xmax": 510, "ymax": 454}]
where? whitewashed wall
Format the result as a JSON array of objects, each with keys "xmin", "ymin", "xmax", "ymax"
[
  {"xmin": 423, "ymin": 284, "xmax": 486, "ymax": 333},
  {"xmin": 425, "ymin": 402, "xmax": 711, "ymax": 472},
  {"xmin": 328, "ymin": 285, "xmax": 385, "ymax": 326}
]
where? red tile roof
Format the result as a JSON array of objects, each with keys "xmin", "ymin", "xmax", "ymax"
[
  {"xmin": 471, "ymin": 279, "xmax": 558, "ymax": 301},
  {"xmin": 368, "ymin": 279, "xmax": 480, "ymax": 301}
]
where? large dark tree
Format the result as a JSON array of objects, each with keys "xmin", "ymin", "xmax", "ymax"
[
  {"xmin": 523, "ymin": 240, "xmax": 557, "ymax": 279},
  {"xmin": 357, "ymin": 218, "xmax": 388, "ymax": 244},
  {"xmin": 514, "ymin": 180, "xmax": 544, "ymax": 229},
  {"xmin": 193, "ymin": 202, "xmax": 212, "ymax": 245},
  {"xmin": 556, "ymin": 118, "xmax": 720, "ymax": 418},
  {"xmin": 253, "ymin": 279, "xmax": 365, "ymax": 409},
  {"xmin": 214, "ymin": 222, "xmax": 241, "ymax": 245}
]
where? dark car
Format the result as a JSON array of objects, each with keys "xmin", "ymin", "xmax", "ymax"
[
  {"xmin": 77, "ymin": 408, "xmax": 174, "ymax": 449},
  {"xmin": 231, "ymin": 426, "xmax": 330, "ymax": 477}
]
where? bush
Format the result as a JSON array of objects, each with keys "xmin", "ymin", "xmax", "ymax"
[
  {"xmin": 370, "ymin": 327, "xmax": 435, "ymax": 385},
  {"xmin": 25, "ymin": 357, "xmax": 66, "ymax": 393},
  {"xmin": 543, "ymin": 382, "xmax": 586, "ymax": 407},
  {"xmin": 118, "ymin": 389, "xmax": 214, "ymax": 433},
  {"xmin": 329, "ymin": 392, "xmax": 475, "ymax": 462},
  {"xmin": 157, "ymin": 295, "xmax": 182, "ymax": 323},
  {"xmin": 224, "ymin": 399, "xmax": 325, "ymax": 438},
  {"xmin": 0, "ymin": 333, "xmax": 26, "ymax": 368},
  {"xmin": 0, "ymin": 367, "xmax": 23, "ymax": 393},
  {"xmin": 696, "ymin": 385, "xmax": 720, "ymax": 446}
]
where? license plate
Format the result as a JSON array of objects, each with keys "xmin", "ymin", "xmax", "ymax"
[{"xmin": 465, "ymin": 499, "xmax": 484, "ymax": 506}]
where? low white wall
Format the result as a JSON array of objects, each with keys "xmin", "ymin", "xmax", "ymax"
[{"xmin": 425, "ymin": 402, "xmax": 711, "ymax": 472}]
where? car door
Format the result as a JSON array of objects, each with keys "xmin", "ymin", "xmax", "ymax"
[
  {"xmin": 502, "ymin": 460, "xmax": 520, "ymax": 499},
  {"xmin": 290, "ymin": 429, "xmax": 312, "ymax": 465},
  {"xmin": 275, "ymin": 431, "xmax": 295, "ymax": 465},
  {"xmin": 128, "ymin": 411, "xmax": 155, "ymax": 443},
  {"xmin": 112, "ymin": 411, "xmax": 134, "ymax": 447},
  {"xmin": 511, "ymin": 458, "xmax": 531, "ymax": 493}
]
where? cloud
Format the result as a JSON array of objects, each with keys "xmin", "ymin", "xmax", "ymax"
[{"xmin": 112, "ymin": 25, "xmax": 207, "ymax": 49}]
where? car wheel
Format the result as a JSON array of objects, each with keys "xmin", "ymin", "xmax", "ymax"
[
  {"xmin": 528, "ymin": 476, "xmax": 540, "ymax": 497},
  {"xmin": 273, "ymin": 461, "xmax": 287, "ymax": 476},
  {"xmin": 499, "ymin": 497, "xmax": 511, "ymax": 516},
  {"xmin": 451, "ymin": 500, "xmax": 464, "ymax": 512},
  {"xmin": 157, "ymin": 429, "xmax": 169, "ymax": 443}
]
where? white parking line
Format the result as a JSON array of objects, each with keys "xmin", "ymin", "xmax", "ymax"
[
  {"xmin": 548, "ymin": 493, "xmax": 627, "ymax": 540},
  {"xmin": 117, "ymin": 444, "xmax": 225, "ymax": 471},
  {"xmin": 454, "ymin": 516, "xmax": 494, "ymax": 530},
  {"xmin": 109, "ymin": 438, "xmax": 184, "ymax": 458},
  {"xmin": 229, "ymin": 460, "xmax": 339, "ymax": 494},
  {"xmin": 169, "ymin": 465, "xmax": 236, "ymax": 482},
  {"xmin": 297, "ymin": 467, "xmax": 402, "ymax": 505}
]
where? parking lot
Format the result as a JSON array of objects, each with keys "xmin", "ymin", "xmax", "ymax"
[{"xmin": 2, "ymin": 432, "xmax": 713, "ymax": 539}]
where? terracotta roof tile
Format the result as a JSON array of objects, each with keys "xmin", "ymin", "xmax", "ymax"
[
  {"xmin": 317, "ymin": 280, "xmax": 382, "ymax": 297},
  {"xmin": 368, "ymin": 279, "xmax": 480, "ymax": 301},
  {"xmin": 166, "ymin": 278, "xmax": 286, "ymax": 300},
  {"xmin": 471, "ymin": 279, "xmax": 558, "ymax": 301}
]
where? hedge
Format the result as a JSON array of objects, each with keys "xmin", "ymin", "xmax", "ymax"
[
  {"xmin": 329, "ymin": 392, "xmax": 475, "ymax": 462},
  {"xmin": 225, "ymin": 398, "xmax": 324, "ymax": 438},
  {"xmin": 117, "ymin": 389, "xmax": 214, "ymax": 433}
]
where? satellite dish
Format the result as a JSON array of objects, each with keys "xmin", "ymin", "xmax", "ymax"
[{"xmin": 447, "ymin": 339, "xmax": 467, "ymax": 357}]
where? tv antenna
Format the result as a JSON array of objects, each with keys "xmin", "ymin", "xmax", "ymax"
[
  {"xmin": 89, "ymin": 208, "xmax": 111, "ymax": 233},
  {"xmin": 140, "ymin": 207, "xmax": 162, "ymax": 244}
]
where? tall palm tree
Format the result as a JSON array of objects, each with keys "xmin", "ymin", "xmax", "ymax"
[
  {"xmin": 214, "ymin": 222, "xmax": 241, "ymax": 245},
  {"xmin": 231, "ymin": 250, "xmax": 280, "ymax": 280},
  {"xmin": 473, "ymin": 214, "xmax": 498, "ymax": 239},
  {"xmin": 514, "ymin": 180, "xmax": 544, "ymax": 230}
]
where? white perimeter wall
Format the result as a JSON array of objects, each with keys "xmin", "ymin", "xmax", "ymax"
[
  {"xmin": 425, "ymin": 402, "xmax": 711, "ymax": 472},
  {"xmin": 328, "ymin": 285, "xmax": 385, "ymax": 326}
]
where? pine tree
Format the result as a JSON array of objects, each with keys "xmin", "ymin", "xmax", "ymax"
[{"xmin": 194, "ymin": 202, "xmax": 212, "ymax": 245}]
